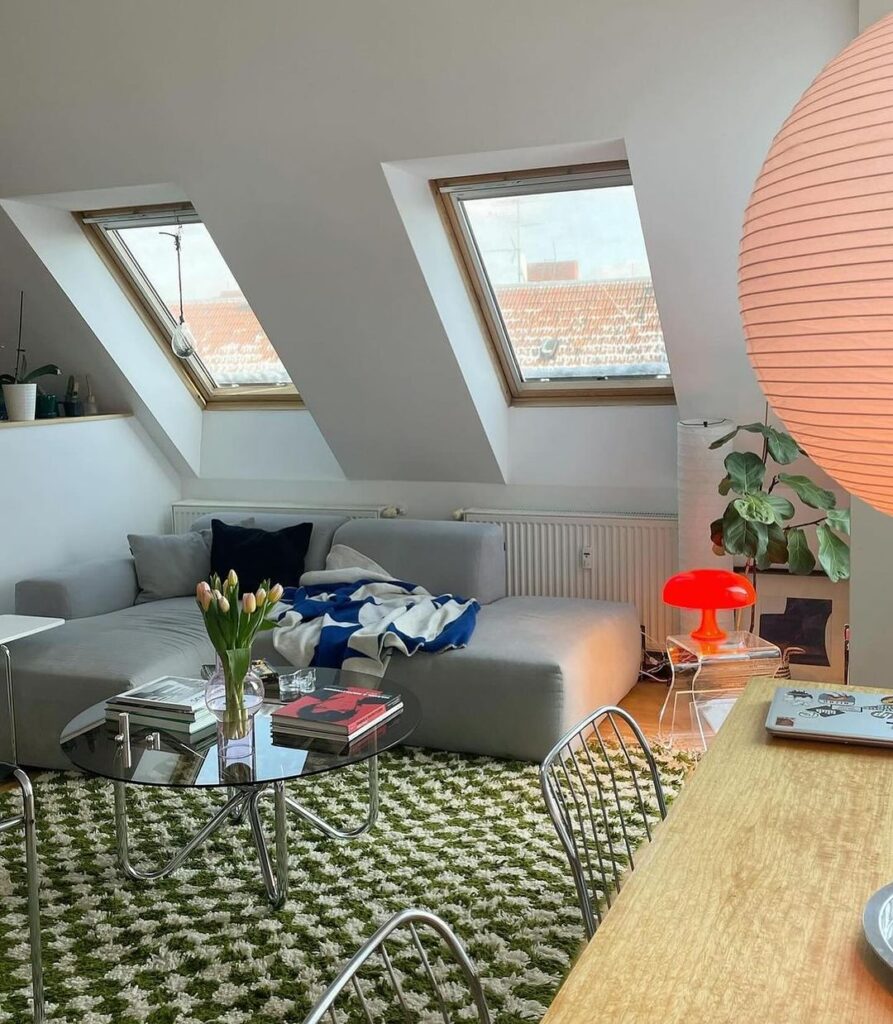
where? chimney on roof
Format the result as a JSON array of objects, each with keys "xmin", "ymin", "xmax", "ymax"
[{"xmin": 524, "ymin": 260, "xmax": 580, "ymax": 282}]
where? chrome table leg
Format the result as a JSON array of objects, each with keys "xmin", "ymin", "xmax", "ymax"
[
  {"xmin": 112, "ymin": 781, "xmax": 291, "ymax": 907},
  {"xmin": 228, "ymin": 785, "xmax": 248, "ymax": 823},
  {"xmin": 285, "ymin": 755, "xmax": 379, "ymax": 839},
  {"xmin": 3, "ymin": 644, "xmax": 15, "ymax": 764},
  {"xmin": 246, "ymin": 782, "xmax": 289, "ymax": 909},
  {"xmin": 14, "ymin": 767, "xmax": 44, "ymax": 1023},
  {"xmin": 114, "ymin": 781, "xmax": 248, "ymax": 881}
]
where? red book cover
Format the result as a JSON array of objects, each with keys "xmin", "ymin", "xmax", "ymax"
[{"xmin": 272, "ymin": 686, "xmax": 402, "ymax": 738}]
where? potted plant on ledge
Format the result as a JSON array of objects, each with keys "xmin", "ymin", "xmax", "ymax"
[{"xmin": 1, "ymin": 293, "xmax": 61, "ymax": 421}]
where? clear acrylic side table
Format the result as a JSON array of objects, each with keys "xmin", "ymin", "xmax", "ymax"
[{"xmin": 659, "ymin": 631, "xmax": 781, "ymax": 749}]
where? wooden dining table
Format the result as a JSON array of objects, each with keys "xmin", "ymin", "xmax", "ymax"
[{"xmin": 541, "ymin": 676, "xmax": 893, "ymax": 1023}]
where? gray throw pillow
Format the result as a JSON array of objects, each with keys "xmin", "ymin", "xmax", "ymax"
[{"xmin": 128, "ymin": 530, "xmax": 212, "ymax": 604}]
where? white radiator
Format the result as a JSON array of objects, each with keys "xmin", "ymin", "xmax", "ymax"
[
  {"xmin": 171, "ymin": 500, "xmax": 400, "ymax": 534},
  {"xmin": 459, "ymin": 508, "xmax": 679, "ymax": 647}
]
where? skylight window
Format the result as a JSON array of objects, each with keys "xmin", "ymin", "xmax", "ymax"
[
  {"xmin": 435, "ymin": 163, "xmax": 673, "ymax": 403},
  {"xmin": 82, "ymin": 204, "xmax": 298, "ymax": 407}
]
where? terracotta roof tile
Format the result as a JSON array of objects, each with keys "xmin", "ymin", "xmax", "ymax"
[
  {"xmin": 495, "ymin": 277, "xmax": 668, "ymax": 377},
  {"xmin": 178, "ymin": 298, "xmax": 291, "ymax": 385}
]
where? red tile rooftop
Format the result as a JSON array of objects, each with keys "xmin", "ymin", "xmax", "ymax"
[
  {"xmin": 173, "ymin": 276, "xmax": 668, "ymax": 385},
  {"xmin": 495, "ymin": 277, "xmax": 668, "ymax": 374},
  {"xmin": 175, "ymin": 298, "xmax": 291, "ymax": 384}
]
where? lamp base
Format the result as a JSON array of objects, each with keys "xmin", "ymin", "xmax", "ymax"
[{"xmin": 690, "ymin": 608, "xmax": 727, "ymax": 643}]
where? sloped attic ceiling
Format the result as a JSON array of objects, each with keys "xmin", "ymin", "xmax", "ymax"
[{"xmin": 0, "ymin": 0, "xmax": 857, "ymax": 486}]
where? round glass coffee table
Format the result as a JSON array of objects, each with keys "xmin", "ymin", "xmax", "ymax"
[{"xmin": 61, "ymin": 676, "xmax": 420, "ymax": 908}]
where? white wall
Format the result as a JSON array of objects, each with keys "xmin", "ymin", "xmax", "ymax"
[
  {"xmin": 860, "ymin": 0, "xmax": 893, "ymax": 27},
  {"xmin": 193, "ymin": 403, "xmax": 679, "ymax": 517},
  {"xmin": 0, "ymin": 0, "xmax": 858, "ymax": 504},
  {"xmin": 1, "ymin": 199, "xmax": 203, "ymax": 476},
  {"xmin": 0, "ymin": 417, "xmax": 180, "ymax": 611}
]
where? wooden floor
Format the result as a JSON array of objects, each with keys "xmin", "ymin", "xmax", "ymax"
[{"xmin": 620, "ymin": 679, "xmax": 703, "ymax": 747}]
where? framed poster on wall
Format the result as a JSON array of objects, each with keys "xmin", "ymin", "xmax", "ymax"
[{"xmin": 749, "ymin": 571, "xmax": 850, "ymax": 685}]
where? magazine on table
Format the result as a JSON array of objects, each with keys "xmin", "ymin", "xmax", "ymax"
[
  {"xmin": 271, "ymin": 685, "xmax": 402, "ymax": 740},
  {"xmin": 106, "ymin": 676, "xmax": 207, "ymax": 719}
]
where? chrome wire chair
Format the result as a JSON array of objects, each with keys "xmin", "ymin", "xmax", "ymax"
[
  {"xmin": 301, "ymin": 908, "xmax": 491, "ymax": 1024},
  {"xmin": 540, "ymin": 705, "xmax": 667, "ymax": 939},
  {"xmin": 0, "ymin": 762, "xmax": 44, "ymax": 1022}
]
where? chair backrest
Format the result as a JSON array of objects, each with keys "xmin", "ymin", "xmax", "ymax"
[
  {"xmin": 301, "ymin": 908, "xmax": 491, "ymax": 1024},
  {"xmin": 539, "ymin": 705, "xmax": 667, "ymax": 939}
]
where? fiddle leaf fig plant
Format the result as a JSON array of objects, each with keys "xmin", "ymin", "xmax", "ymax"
[{"xmin": 708, "ymin": 421, "xmax": 850, "ymax": 582}]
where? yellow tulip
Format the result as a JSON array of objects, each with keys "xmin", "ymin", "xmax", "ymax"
[
  {"xmin": 255, "ymin": 587, "xmax": 267, "ymax": 607},
  {"xmin": 268, "ymin": 583, "xmax": 284, "ymax": 604},
  {"xmin": 218, "ymin": 596, "xmax": 230, "ymax": 614}
]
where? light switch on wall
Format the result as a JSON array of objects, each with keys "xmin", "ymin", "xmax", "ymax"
[{"xmin": 581, "ymin": 546, "xmax": 593, "ymax": 570}]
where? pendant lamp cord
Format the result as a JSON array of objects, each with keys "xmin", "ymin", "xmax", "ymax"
[{"xmin": 160, "ymin": 227, "xmax": 186, "ymax": 324}]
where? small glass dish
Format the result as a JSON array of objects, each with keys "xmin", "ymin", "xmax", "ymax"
[{"xmin": 278, "ymin": 667, "xmax": 317, "ymax": 701}]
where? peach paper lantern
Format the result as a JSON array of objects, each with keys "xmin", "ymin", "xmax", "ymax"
[{"xmin": 740, "ymin": 14, "xmax": 893, "ymax": 515}]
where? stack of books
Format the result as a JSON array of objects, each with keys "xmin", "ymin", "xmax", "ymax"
[
  {"xmin": 105, "ymin": 676, "xmax": 216, "ymax": 736},
  {"xmin": 271, "ymin": 685, "xmax": 403, "ymax": 745}
]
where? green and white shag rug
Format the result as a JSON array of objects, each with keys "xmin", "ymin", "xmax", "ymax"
[{"xmin": 0, "ymin": 746, "xmax": 696, "ymax": 1024}]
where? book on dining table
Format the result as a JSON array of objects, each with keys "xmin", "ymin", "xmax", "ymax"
[{"xmin": 271, "ymin": 685, "xmax": 402, "ymax": 741}]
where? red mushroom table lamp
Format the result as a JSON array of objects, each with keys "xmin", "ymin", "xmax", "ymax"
[{"xmin": 662, "ymin": 569, "xmax": 756, "ymax": 643}]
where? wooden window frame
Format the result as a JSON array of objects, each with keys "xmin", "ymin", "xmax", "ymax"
[
  {"xmin": 433, "ymin": 162, "xmax": 674, "ymax": 406},
  {"xmin": 80, "ymin": 204, "xmax": 301, "ymax": 410}
]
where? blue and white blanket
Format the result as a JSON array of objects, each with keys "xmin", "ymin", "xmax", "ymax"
[{"xmin": 272, "ymin": 567, "xmax": 479, "ymax": 677}]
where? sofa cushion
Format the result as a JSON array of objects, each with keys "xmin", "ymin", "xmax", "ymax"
[
  {"xmin": 16, "ymin": 557, "xmax": 139, "ymax": 620},
  {"xmin": 333, "ymin": 519, "xmax": 507, "ymax": 604},
  {"xmin": 210, "ymin": 519, "xmax": 312, "ymax": 592},
  {"xmin": 129, "ymin": 530, "xmax": 211, "ymax": 603},
  {"xmin": 324, "ymin": 543, "xmax": 389, "ymax": 576},
  {"xmin": 383, "ymin": 596, "xmax": 641, "ymax": 761},
  {"xmin": 5, "ymin": 598, "xmax": 213, "ymax": 770},
  {"xmin": 189, "ymin": 513, "xmax": 348, "ymax": 573}
]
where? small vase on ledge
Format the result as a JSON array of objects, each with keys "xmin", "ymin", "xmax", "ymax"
[{"xmin": 205, "ymin": 647, "xmax": 265, "ymax": 740}]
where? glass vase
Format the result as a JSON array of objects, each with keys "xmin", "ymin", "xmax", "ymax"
[{"xmin": 205, "ymin": 647, "xmax": 265, "ymax": 740}]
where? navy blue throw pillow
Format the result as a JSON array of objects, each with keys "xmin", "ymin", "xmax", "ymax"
[{"xmin": 210, "ymin": 520, "xmax": 313, "ymax": 593}]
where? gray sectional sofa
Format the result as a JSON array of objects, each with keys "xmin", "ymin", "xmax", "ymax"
[{"xmin": 7, "ymin": 514, "xmax": 642, "ymax": 768}]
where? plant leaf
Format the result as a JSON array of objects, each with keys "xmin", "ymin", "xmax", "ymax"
[
  {"xmin": 733, "ymin": 494, "xmax": 776, "ymax": 525},
  {"xmin": 777, "ymin": 473, "xmax": 836, "ymax": 510},
  {"xmin": 20, "ymin": 363, "xmax": 61, "ymax": 384},
  {"xmin": 816, "ymin": 523, "xmax": 850, "ymax": 582},
  {"xmin": 825, "ymin": 507, "xmax": 850, "ymax": 535},
  {"xmin": 756, "ymin": 523, "xmax": 789, "ymax": 570},
  {"xmin": 765, "ymin": 494, "xmax": 795, "ymax": 522},
  {"xmin": 718, "ymin": 475, "xmax": 732, "ymax": 496},
  {"xmin": 724, "ymin": 451, "xmax": 766, "ymax": 495},
  {"xmin": 721, "ymin": 503, "xmax": 768, "ymax": 559},
  {"xmin": 765, "ymin": 428, "xmax": 800, "ymax": 465},
  {"xmin": 708, "ymin": 427, "xmax": 740, "ymax": 450},
  {"xmin": 786, "ymin": 527, "xmax": 816, "ymax": 575},
  {"xmin": 709, "ymin": 517, "xmax": 725, "ymax": 548}
]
